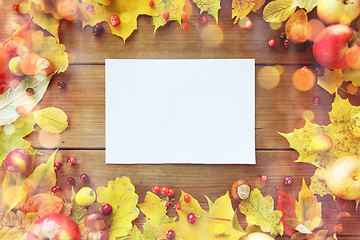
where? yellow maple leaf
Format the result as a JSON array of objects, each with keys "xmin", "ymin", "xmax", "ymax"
[
  {"xmin": 151, "ymin": 191, "xmax": 245, "ymax": 239},
  {"xmin": 296, "ymin": 179, "xmax": 322, "ymax": 232},
  {"xmin": 96, "ymin": 177, "xmax": 139, "ymax": 239},
  {"xmin": 284, "ymin": 9, "xmax": 307, "ymax": 38},
  {"xmin": 317, "ymin": 69, "xmax": 343, "ymax": 94},
  {"xmin": 263, "ymin": 0, "xmax": 296, "ymax": 23},
  {"xmin": 239, "ymin": 188, "xmax": 283, "ymax": 236},
  {"xmin": 81, "ymin": 0, "xmax": 164, "ymax": 41},
  {"xmin": 33, "ymin": 107, "xmax": 68, "ymax": 134},
  {"xmin": 193, "ymin": 0, "xmax": 221, "ymax": 23},
  {"xmin": 232, "ymin": 0, "xmax": 256, "ymax": 24}
]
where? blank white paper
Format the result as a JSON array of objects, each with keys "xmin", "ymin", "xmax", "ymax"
[{"xmin": 105, "ymin": 59, "xmax": 255, "ymax": 164}]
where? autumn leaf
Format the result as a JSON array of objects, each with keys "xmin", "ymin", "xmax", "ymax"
[
  {"xmin": 152, "ymin": 0, "xmax": 186, "ymax": 32},
  {"xmin": 317, "ymin": 69, "xmax": 343, "ymax": 94},
  {"xmin": 277, "ymin": 187, "xmax": 297, "ymax": 236},
  {"xmin": 0, "ymin": 227, "xmax": 24, "ymax": 239},
  {"xmin": 138, "ymin": 192, "xmax": 175, "ymax": 240},
  {"xmin": 23, "ymin": 193, "xmax": 64, "ymax": 217},
  {"xmin": 232, "ymin": 0, "xmax": 256, "ymax": 24},
  {"xmin": 285, "ymin": 9, "xmax": 307, "ymax": 38},
  {"xmin": 2, "ymin": 172, "xmax": 25, "ymax": 216},
  {"xmin": 81, "ymin": 0, "xmax": 164, "ymax": 41},
  {"xmin": 291, "ymin": 0, "xmax": 319, "ymax": 12},
  {"xmin": 192, "ymin": 0, "xmax": 221, "ymax": 23},
  {"xmin": 96, "ymin": 177, "xmax": 139, "ymax": 239},
  {"xmin": 263, "ymin": 0, "xmax": 296, "ymax": 23},
  {"xmin": 252, "ymin": 0, "xmax": 265, "ymax": 12},
  {"xmin": 70, "ymin": 187, "xmax": 87, "ymax": 224},
  {"xmin": 24, "ymin": 212, "xmax": 39, "ymax": 231},
  {"xmin": 151, "ymin": 191, "xmax": 246, "ymax": 239},
  {"xmin": 116, "ymin": 225, "xmax": 143, "ymax": 240},
  {"xmin": 239, "ymin": 188, "xmax": 283, "ymax": 236},
  {"xmin": 33, "ymin": 107, "xmax": 68, "ymax": 133},
  {"xmin": 21, "ymin": 150, "xmax": 57, "ymax": 203}
]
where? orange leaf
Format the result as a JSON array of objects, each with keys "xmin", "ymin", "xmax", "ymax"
[
  {"xmin": 285, "ymin": 9, "xmax": 308, "ymax": 38},
  {"xmin": 23, "ymin": 193, "xmax": 64, "ymax": 217}
]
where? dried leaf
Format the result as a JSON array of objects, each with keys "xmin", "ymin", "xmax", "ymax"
[
  {"xmin": 60, "ymin": 202, "xmax": 73, "ymax": 217},
  {"xmin": 277, "ymin": 187, "xmax": 297, "ymax": 236},
  {"xmin": 16, "ymin": 211, "xmax": 25, "ymax": 229},
  {"xmin": 21, "ymin": 150, "xmax": 57, "ymax": 203},
  {"xmin": 263, "ymin": 0, "xmax": 296, "ymax": 23},
  {"xmin": 96, "ymin": 177, "xmax": 139, "ymax": 239},
  {"xmin": 285, "ymin": 9, "xmax": 308, "ymax": 38},
  {"xmin": 296, "ymin": 179, "xmax": 322, "ymax": 231},
  {"xmin": 70, "ymin": 187, "xmax": 87, "ymax": 224},
  {"xmin": 151, "ymin": 191, "xmax": 246, "ymax": 239},
  {"xmin": 232, "ymin": 0, "xmax": 256, "ymax": 24},
  {"xmin": 317, "ymin": 69, "xmax": 343, "ymax": 94},
  {"xmin": 239, "ymin": 188, "xmax": 283, "ymax": 236},
  {"xmin": 33, "ymin": 107, "xmax": 68, "ymax": 133},
  {"xmin": 192, "ymin": 0, "xmax": 221, "ymax": 23},
  {"xmin": 4, "ymin": 211, "xmax": 17, "ymax": 227},
  {"xmin": 23, "ymin": 193, "xmax": 64, "ymax": 217}
]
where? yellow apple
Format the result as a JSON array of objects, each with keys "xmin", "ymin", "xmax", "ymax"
[
  {"xmin": 326, "ymin": 155, "xmax": 360, "ymax": 200},
  {"xmin": 317, "ymin": 0, "xmax": 360, "ymax": 25},
  {"xmin": 310, "ymin": 133, "xmax": 333, "ymax": 151},
  {"xmin": 242, "ymin": 232, "xmax": 274, "ymax": 240}
]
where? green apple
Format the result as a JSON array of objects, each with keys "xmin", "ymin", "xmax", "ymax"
[
  {"xmin": 242, "ymin": 232, "xmax": 274, "ymax": 240},
  {"xmin": 317, "ymin": 0, "xmax": 360, "ymax": 25},
  {"xmin": 310, "ymin": 133, "xmax": 333, "ymax": 151},
  {"xmin": 97, "ymin": 0, "xmax": 113, "ymax": 6},
  {"xmin": 326, "ymin": 155, "xmax": 360, "ymax": 200}
]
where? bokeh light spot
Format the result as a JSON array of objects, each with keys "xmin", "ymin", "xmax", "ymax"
[
  {"xmin": 307, "ymin": 19, "xmax": 325, "ymax": 42},
  {"xmin": 303, "ymin": 110, "xmax": 314, "ymax": 121},
  {"xmin": 269, "ymin": 22, "xmax": 282, "ymax": 30},
  {"xmin": 38, "ymin": 130, "xmax": 61, "ymax": 148},
  {"xmin": 347, "ymin": 83, "xmax": 359, "ymax": 95},
  {"xmin": 292, "ymin": 67, "xmax": 315, "ymax": 91},
  {"xmin": 3, "ymin": 124, "xmax": 15, "ymax": 135},
  {"xmin": 201, "ymin": 24, "xmax": 224, "ymax": 47},
  {"xmin": 257, "ymin": 66, "xmax": 281, "ymax": 89},
  {"xmin": 238, "ymin": 17, "xmax": 250, "ymax": 29}
]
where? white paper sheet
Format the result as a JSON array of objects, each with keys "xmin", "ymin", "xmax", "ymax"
[{"xmin": 105, "ymin": 59, "xmax": 255, "ymax": 164}]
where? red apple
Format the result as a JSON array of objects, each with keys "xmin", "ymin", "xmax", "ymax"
[
  {"xmin": 326, "ymin": 155, "xmax": 360, "ymax": 200},
  {"xmin": 4, "ymin": 149, "xmax": 31, "ymax": 173},
  {"xmin": 317, "ymin": 0, "xmax": 360, "ymax": 25},
  {"xmin": 27, "ymin": 213, "xmax": 81, "ymax": 240},
  {"xmin": 313, "ymin": 24, "xmax": 360, "ymax": 69}
]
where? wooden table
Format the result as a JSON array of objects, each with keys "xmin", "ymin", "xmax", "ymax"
[{"xmin": 1, "ymin": 0, "xmax": 360, "ymax": 239}]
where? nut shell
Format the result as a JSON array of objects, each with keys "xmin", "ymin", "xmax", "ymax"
[{"xmin": 231, "ymin": 179, "xmax": 251, "ymax": 201}]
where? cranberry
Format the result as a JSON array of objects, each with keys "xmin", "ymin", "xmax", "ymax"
[
  {"xmin": 54, "ymin": 162, "xmax": 62, "ymax": 170},
  {"xmin": 260, "ymin": 175, "xmax": 267, "ymax": 182},
  {"xmin": 200, "ymin": 16, "xmax": 208, "ymax": 25},
  {"xmin": 168, "ymin": 188, "xmax": 175, "ymax": 196},
  {"xmin": 245, "ymin": 20, "xmax": 253, "ymax": 29},
  {"xmin": 283, "ymin": 39, "xmax": 290, "ymax": 49},
  {"xmin": 93, "ymin": 28, "xmax": 102, "ymax": 36},
  {"xmin": 25, "ymin": 88, "xmax": 35, "ymax": 96},
  {"xmin": 80, "ymin": 173, "xmax": 89, "ymax": 182},
  {"xmin": 57, "ymin": 81, "xmax": 66, "ymax": 88},
  {"xmin": 67, "ymin": 156, "xmax": 77, "ymax": 166},
  {"xmin": 66, "ymin": 177, "xmax": 75, "ymax": 185},
  {"xmin": 101, "ymin": 203, "xmax": 113, "ymax": 215},
  {"xmin": 268, "ymin": 39, "xmax": 275, "ymax": 47},
  {"xmin": 95, "ymin": 22, "xmax": 103, "ymax": 30},
  {"xmin": 13, "ymin": 3, "xmax": 19, "ymax": 11},
  {"xmin": 51, "ymin": 186, "xmax": 60, "ymax": 194},
  {"xmin": 313, "ymin": 97, "xmax": 320, "ymax": 105},
  {"xmin": 279, "ymin": 32, "xmax": 286, "ymax": 41},
  {"xmin": 283, "ymin": 176, "xmax": 294, "ymax": 185},
  {"xmin": 187, "ymin": 213, "xmax": 196, "ymax": 224},
  {"xmin": 163, "ymin": 11, "xmax": 169, "ymax": 20},
  {"xmin": 161, "ymin": 186, "xmax": 169, "ymax": 195},
  {"xmin": 166, "ymin": 230, "xmax": 175, "ymax": 240},
  {"xmin": 152, "ymin": 185, "xmax": 160, "ymax": 193},
  {"xmin": 315, "ymin": 67, "xmax": 325, "ymax": 77}
]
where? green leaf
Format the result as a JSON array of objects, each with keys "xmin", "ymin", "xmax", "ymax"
[
  {"xmin": 192, "ymin": 0, "xmax": 221, "ymax": 23},
  {"xmin": 263, "ymin": 0, "xmax": 296, "ymax": 23},
  {"xmin": 295, "ymin": 179, "xmax": 322, "ymax": 231},
  {"xmin": 239, "ymin": 188, "xmax": 283, "ymax": 236}
]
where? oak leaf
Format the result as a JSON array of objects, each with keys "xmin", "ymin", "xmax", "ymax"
[
  {"xmin": 151, "ymin": 191, "xmax": 246, "ymax": 240},
  {"xmin": 96, "ymin": 177, "xmax": 139, "ymax": 239},
  {"xmin": 193, "ymin": 0, "xmax": 221, "ymax": 23},
  {"xmin": 232, "ymin": 0, "xmax": 256, "ymax": 24},
  {"xmin": 23, "ymin": 193, "xmax": 64, "ymax": 217},
  {"xmin": 239, "ymin": 188, "xmax": 283, "ymax": 236},
  {"xmin": 33, "ymin": 107, "xmax": 68, "ymax": 133},
  {"xmin": 263, "ymin": 0, "xmax": 296, "ymax": 23}
]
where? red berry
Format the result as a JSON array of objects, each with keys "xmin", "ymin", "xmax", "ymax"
[
  {"xmin": 187, "ymin": 213, "xmax": 196, "ymax": 224},
  {"xmin": 181, "ymin": 12, "xmax": 188, "ymax": 21},
  {"xmin": 153, "ymin": 185, "xmax": 160, "ymax": 193},
  {"xmin": 164, "ymin": 201, "xmax": 169, "ymax": 207},
  {"xmin": 16, "ymin": 106, "xmax": 26, "ymax": 116},
  {"xmin": 166, "ymin": 230, "xmax": 175, "ymax": 240},
  {"xmin": 168, "ymin": 188, "xmax": 175, "ymax": 196},
  {"xmin": 315, "ymin": 67, "xmax": 325, "ymax": 77},
  {"xmin": 149, "ymin": 0, "xmax": 154, "ymax": 7},
  {"xmin": 184, "ymin": 195, "xmax": 191, "ymax": 203},
  {"xmin": 283, "ymin": 176, "xmax": 294, "ymax": 185},
  {"xmin": 182, "ymin": 22, "xmax": 189, "ymax": 30},
  {"xmin": 163, "ymin": 11, "xmax": 169, "ymax": 20},
  {"xmin": 51, "ymin": 186, "xmax": 60, "ymax": 194},
  {"xmin": 260, "ymin": 175, "xmax": 267, "ymax": 182},
  {"xmin": 313, "ymin": 97, "xmax": 320, "ymax": 105},
  {"xmin": 283, "ymin": 39, "xmax": 290, "ymax": 49},
  {"xmin": 245, "ymin": 20, "xmax": 253, "ymax": 29},
  {"xmin": 175, "ymin": 203, "xmax": 181, "ymax": 210},
  {"xmin": 279, "ymin": 32, "xmax": 286, "ymax": 41},
  {"xmin": 67, "ymin": 156, "xmax": 77, "ymax": 166},
  {"xmin": 110, "ymin": 15, "xmax": 120, "ymax": 27},
  {"xmin": 66, "ymin": 177, "xmax": 75, "ymax": 185},
  {"xmin": 301, "ymin": 65, "xmax": 310, "ymax": 71},
  {"xmin": 86, "ymin": 4, "xmax": 95, "ymax": 13},
  {"xmin": 25, "ymin": 88, "xmax": 35, "ymax": 96},
  {"xmin": 93, "ymin": 28, "xmax": 102, "ymax": 36},
  {"xmin": 57, "ymin": 81, "xmax": 66, "ymax": 88},
  {"xmin": 200, "ymin": 16, "xmax": 208, "ymax": 25},
  {"xmin": 54, "ymin": 162, "xmax": 62, "ymax": 170},
  {"xmin": 95, "ymin": 22, "xmax": 103, "ymax": 30},
  {"xmin": 13, "ymin": 3, "xmax": 19, "ymax": 12},
  {"xmin": 268, "ymin": 39, "xmax": 275, "ymax": 47},
  {"xmin": 80, "ymin": 173, "xmax": 89, "ymax": 182},
  {"xmin": 161, "ymin": 186, "xmax": 169, "ymax": 195},
  {"xmin": 101, "ymin": 203, "xmax": 113, "ymax": 215}
]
